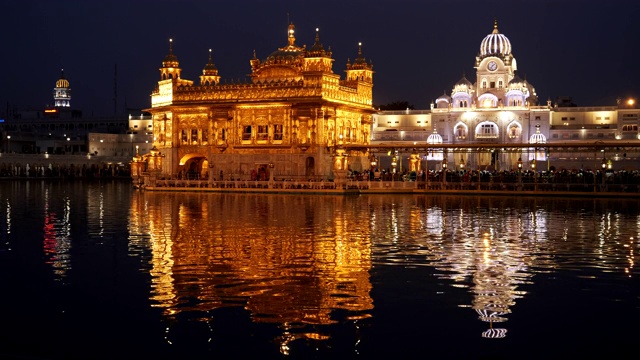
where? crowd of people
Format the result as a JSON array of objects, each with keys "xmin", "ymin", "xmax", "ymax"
[{"xmin": 348, "ymin": 167, "xmax": 640, "ymax": 192}]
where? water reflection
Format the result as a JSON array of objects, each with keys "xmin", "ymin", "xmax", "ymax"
[
  {"xmin": 130, "ymin": 192, "xmax": 375, "ymax": 352},
  {"xmin": 43, "ymin": 187, "xmax": 72, "ymax": 278},
  {"xmin": 129, "ymin": 192, "xmax": 640, "ymax": 354}
]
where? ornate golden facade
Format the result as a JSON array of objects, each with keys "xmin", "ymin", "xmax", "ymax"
[{"xmin": 145, "ymin": 23, "xmax": 375, "ymax": 181}]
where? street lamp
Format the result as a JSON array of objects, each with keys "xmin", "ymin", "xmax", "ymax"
[
  {"xmin": 6, "ymin": 135, "xmax": 10, "ymax": 153},
  {"xmin": 517, "ymin": 157, "xmax": 523, "ymax": 188},
  {"xmin": 442, "ymin": 157, "xmax": 448, "ymax": 186},
  {"xmin": 531, "ymin": 159, "xmax": 537, "ymax": 191}
]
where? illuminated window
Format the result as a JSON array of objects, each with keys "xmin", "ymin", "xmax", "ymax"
[
  {"xmin": 181, "ymin": 130, "xmax": 187, "ymax": 144},
  {"xmin": 273, "ymin": 124, "xmax": 283, "ymax": 140},
  {"xmin": 509, "ymin": 125, "xmax": 520, "ymax": 138},
  {"xmin": 623, "ymin": 124, "xmax": 638, "ymax": 132},
  {"xmin": 202, "ymin": 129, "xmax": 208, "ymax": 144},
  {"xmin": 498, "ymin": 80, "xmax": 503, "ymax": 89},
  {"xmin": 482, "ymin": 81, "xmax": 487, "ymax": 89},
  {"xmin": 242, "ymin": 126, "xmax": 252, "ymax": 140},
  {"xmin": 476, "ymin": 123, "xmax": 498, "ymax": 138},
  {"xmin": 191, "ymin": 129, "xmax": 198, "ymax": 144},
  {"xmin": 257, "ymin": 125, "xmax": 268, "ymax": 140}
]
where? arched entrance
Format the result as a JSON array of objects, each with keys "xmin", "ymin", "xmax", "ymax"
[
  {"xmin": 179, "ymin": 153, "xmax": 208, "ymax": 179},
  {"xmin": 305, "ymin": 157, "xmax": 315, "ymax": 178}
]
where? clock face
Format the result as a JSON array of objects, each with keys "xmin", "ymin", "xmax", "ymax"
[{"xmin": 488, "ymin": 61, "xmax": 497, "ymax": 71}]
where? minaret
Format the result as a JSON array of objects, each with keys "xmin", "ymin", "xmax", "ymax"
[
  {"xmin": 160, "ymin": 38, "xmax": 182, "ymax": 80},
  {"xmin": 200, "ymin": 49, "xmax": 221, "ymax": 86},
  {"xmin": 53, "ymin": 69, "xmax": 71, "ymax": 107},
  {"xmin": 345, "ymin": 42, "xmax": 373, "ymax": 83}
]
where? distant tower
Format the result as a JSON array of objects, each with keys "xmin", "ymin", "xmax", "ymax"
[{"xmin": 54, "ymin": 69, "xmax": 71, "ymax": 107}]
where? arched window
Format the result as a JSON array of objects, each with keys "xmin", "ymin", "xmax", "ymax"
[
  {"xmin": 476, "ymin": 122, "xmax": 498, "ymax": 138},
  {"xmin": 509, "ymin": 125, "xmax": 521, "ymax": 138}
]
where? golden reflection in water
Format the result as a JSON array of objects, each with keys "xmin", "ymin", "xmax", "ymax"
[
  {"xmin": 130, "ymin": 191, "xmax": 374, "ymax": 346},
  {"xmin": 129, "ymin": 193, "xmax": 640, "ymax": 344}
]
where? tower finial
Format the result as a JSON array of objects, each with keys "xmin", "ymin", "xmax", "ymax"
[{"xmin": 287, "ymin": 22, "xmax": 296, "ymax": 46}]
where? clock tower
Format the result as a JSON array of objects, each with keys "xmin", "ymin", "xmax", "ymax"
[{"xmin": 474, "ymin": 20, "xmax": 517, "ymax": 108}]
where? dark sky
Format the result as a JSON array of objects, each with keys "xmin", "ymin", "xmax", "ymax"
[{"xmin": 3, "ymin": 0, "xmax": 639, "ymax": 117}]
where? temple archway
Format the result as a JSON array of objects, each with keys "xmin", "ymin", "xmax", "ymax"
[{"xmin": 179, "ymin": 153, "xmax": 208, "ymax": 179}]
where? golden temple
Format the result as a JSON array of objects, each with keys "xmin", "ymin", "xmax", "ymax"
[{"xmin": 143, "ymin": 23, "xmax": 375, "ymax": 182}]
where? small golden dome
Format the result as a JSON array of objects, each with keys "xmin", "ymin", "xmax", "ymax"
[{"xmin": 56, "ymin": 69, "xmax": 70, "ymax": 88}]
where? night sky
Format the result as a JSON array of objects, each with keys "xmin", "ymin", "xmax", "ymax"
[{"xmin": 3, "ymin": 0, "xmax": 639, "ymax": 117}]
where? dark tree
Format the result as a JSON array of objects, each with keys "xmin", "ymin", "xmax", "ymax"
[{"xmin": 377, "ymin": 101, "xmax": 415, "ymax": 110}]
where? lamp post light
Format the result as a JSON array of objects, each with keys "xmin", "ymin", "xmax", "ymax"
[
  {"xmin": 6, "ymin": 135, "xmax": 10, "ymax": 153},
  {"xmin": 517, "ymin": 157, "xmax": 523, "ymax": 189},
  {"xmin": 442, "ymin": 157, "xmax": 448, "ymax": 186},
  {"xmin": 600, "ymin": 157, "xmax": 606, "ymax": 191},
  {"xmin": 370, "ymin": 155, "xmax": 377, "ymax": 183},
  {"xmin": 531, "ymin": 159, "xmax": 537, "ymax": 191},
  {"xmin": 425, "ymin": 153, "xmax": 429, "ymax": 189}
]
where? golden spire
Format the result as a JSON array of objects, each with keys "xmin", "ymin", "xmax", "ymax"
[
  {"xmin": 287, "ymin": 22, "xmax": 296, "ymax": 47},
  {"xmin": 202, "ymin": 49, "xmax": 218, "ymax": 75},
  {"xmin": 162, "ymin": 38, "xmax": 179, "ymax": 68}
]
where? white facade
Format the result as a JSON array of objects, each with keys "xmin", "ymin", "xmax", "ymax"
[{"xmin": 372, "ymin": 21, "xmax": 640, "ymax": 172}]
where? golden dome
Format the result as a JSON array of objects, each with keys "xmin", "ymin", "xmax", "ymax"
[
  {"xmin": 55, "ymin": 69, "xmax": 69, "ymax": 88},
  {"xmin": 162, "ymin": 38, "xmax": 180, "ymax": 68}
]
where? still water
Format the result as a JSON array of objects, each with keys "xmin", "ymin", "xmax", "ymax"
[{"xmin": 0, "ymin": 180, "xmax": 638, "ymax": 359}]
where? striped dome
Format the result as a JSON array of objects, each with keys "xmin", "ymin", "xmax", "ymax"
[
  {"xmin": 529, "ymin": 125, "xmax": 546, "ymax": 144},
  {"xmin": 480, "ymin": 21, "xmax": 511, "ymax": 57},
  {"xmin": 427, "ymin": 129, "xmax": 443, "ymax": 144}
]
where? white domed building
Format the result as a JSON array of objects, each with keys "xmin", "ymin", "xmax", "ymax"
[{"xmin": 372, "ymin": 21, "xmax": 639, "ymax": 173}]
